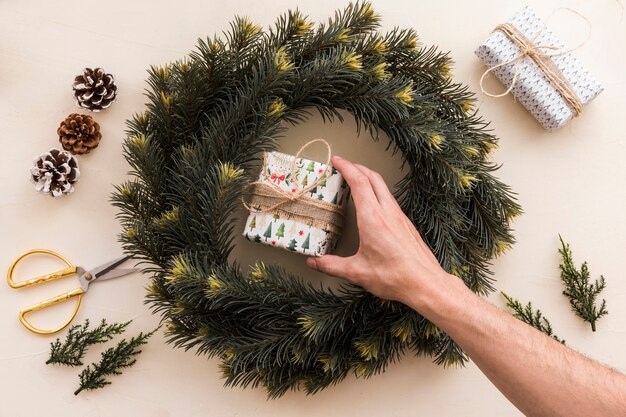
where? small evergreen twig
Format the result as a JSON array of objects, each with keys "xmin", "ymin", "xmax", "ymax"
[
  {"xmin": 74, "ymin": 327, "xmax": 158, "ymax": 395},
  {"xmin": 558, "ymin": 235, "xmax": 608, "ymax": 332},
  {"xmin": 47, "ymin": 319, "xmax": 131, "ymax": 366},
  {"xmin": 501, "ymin": 292, "xmax": 565, "ymax": 344}
]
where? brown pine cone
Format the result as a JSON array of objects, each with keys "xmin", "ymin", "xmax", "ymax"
[
  {"xmin": 73, "ymin": 67, "xmax": 118, "ymax": 112},
  {"xmin": 58, "ymin": 113, "xmax": 102, "ymax": 155},
  {"xmin": 30, "ymin": 148, "xmax": 80, "ymax": 198}
]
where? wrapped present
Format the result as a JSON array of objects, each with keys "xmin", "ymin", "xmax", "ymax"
[
  {"xmin": 475, "ymin": 6, "xmax": 603, "ymax": 131},
  {"xmin": 243, "ymin": 141, "xmax": 350, "ymax": 257}
]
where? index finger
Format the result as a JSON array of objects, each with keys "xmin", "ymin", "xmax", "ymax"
[{"xmin": 332, "ymin": 155, "xmax": 379, "ymax": 210}]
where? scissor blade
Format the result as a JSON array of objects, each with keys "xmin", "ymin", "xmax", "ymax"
[
  {"xmin": 79, "ymin": 255, "xmax": 134, "ymax": 292},
  {"xmin": 97, "ymin": 268, "xmax": 139, "ymax": 282},
  {"xmin": 89, "ymin": 255, "xmax": 132, "ymax": 279}
]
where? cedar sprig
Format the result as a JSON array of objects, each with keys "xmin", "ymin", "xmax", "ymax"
[
  {"xmin": 74, "ymin": 327, "xmax": 158, "ymax": 395},
  {"xmin": 558, "ymin": 235, "xmax": 608, "ymax": 331},
  {"xmin": 501, "ymin": 292, "xmax": 565, "ymax": 344},
  {"xmin": 47, "ymin": 319, "xmax": 131, "ymax": 366}
]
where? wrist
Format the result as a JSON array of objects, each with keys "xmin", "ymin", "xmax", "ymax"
[{"xmin": 403, "ymin": 270, "xmax": 472, "ymax": 324}]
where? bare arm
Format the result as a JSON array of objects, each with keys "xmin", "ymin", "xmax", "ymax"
[{"xmin": 307, "ymin": 155, "xmax": 626, "ymax": 417}]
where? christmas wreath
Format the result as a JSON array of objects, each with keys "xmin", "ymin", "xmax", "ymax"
[{"xmin": 112, "ymin": 2, "xmax": 520, "ymax": 397}]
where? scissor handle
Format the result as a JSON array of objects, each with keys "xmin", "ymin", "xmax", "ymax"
[
  {"xmin": 7, "ymin": 249, "xmax": 77, "ymax": 289},
  {"xmin": 19, "ymin": 288, "xmax": 84, "ymax": 335}
]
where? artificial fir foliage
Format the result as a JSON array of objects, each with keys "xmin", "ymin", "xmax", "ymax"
[
  {"xmin": 558, "ymin": 236, "xmax": 608, "ymax": 332},
  {"xmin": 47, "ymin": 319, "xmax": 131, "ymax": 366},
  {"xmin": 111, "ymin": 2, "xmax": 520, "ymax": 397},
  {"xmin": 74, "ymin": 328, "xmax": 157, "ymax": 395},
  {"xmin": 501, "ymin": 292, "xmax": 565, "ymax": 344}
]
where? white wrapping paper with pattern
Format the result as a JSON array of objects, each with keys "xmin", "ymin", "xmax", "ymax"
[
  {"xmin": 243, "ymin": 151, "xmax": 350, "ymax": 256},
  {"xmin": 475, "ymin": 6, "xmax": 603, "ymax": 131}
]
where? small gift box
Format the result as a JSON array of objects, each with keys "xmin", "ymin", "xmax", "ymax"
[
  {"xmin": 475, "ymin": 6, "xmax": 603, "ymax": 131},
  {"xmin": 243, "ymin": 142, "xmax": 350, "ymax": 257}
]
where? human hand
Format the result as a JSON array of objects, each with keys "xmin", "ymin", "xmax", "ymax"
[{"xmin": 306, "ymin": 155, "xmax": 452, "ymax": 308}]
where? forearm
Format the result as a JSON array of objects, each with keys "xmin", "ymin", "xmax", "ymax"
[
  {"xmin": 308, "ymin": 156, "xmax": 626, "ymax": 415},
  {"xmin": 408, "ymin": 273, "xmax": 626, "ymax": 417}
]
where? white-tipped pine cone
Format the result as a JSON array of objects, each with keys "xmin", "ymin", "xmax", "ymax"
[
  {"xmin": 30, "ymin": 149, "xmax": 80, "ymax": 198},
  {"xmin": 73, "ymin": 67, "xmax": 118, "ymax": 112}
]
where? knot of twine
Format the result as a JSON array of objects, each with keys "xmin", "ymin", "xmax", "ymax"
[
  {"xmin": 242, "ymin": 138, "xmax": 346, "ymax": 235},
  {"xmin": 479, "ymin": 8, "xmax": 591, "ymax": 117}
]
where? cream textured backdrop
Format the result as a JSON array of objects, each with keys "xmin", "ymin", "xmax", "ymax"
[{"xmin": 1, "ymin": 0, "xmax": 625, "ymax": 416}]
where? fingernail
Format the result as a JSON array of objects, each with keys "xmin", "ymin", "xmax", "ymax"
[{"xmin": 333, "ymin": 155, "xmax": 343, "ymax": 161}]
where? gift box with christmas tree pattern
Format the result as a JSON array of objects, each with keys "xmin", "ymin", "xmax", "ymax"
[{"xmin": 243, "ymin": 150, "xmax": 350, "ymax": 256}]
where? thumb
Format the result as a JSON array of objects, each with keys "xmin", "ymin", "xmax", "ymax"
[{"xmin": 306, "ymin": 255, "xmax": 355, "ymax": 281}]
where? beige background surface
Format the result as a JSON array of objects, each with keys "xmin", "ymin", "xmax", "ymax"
[{"xmin": 1, "ymin": 0, "xmax": 625, "ymax": 416}]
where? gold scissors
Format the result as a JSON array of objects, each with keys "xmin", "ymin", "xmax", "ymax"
[{"xmin": 7, "ymin": 249, "xmax": 137, "ymax": 335}]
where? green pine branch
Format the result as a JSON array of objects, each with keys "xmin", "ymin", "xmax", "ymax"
[
  {"xmin": 74, "ymin": 328, "xmax": 158, "ymax": 395},
  {"xmin": 46, "ymin": 319, "xmax": 131, "ymax": 367},
  {"xmin": 558, "ymin": 235, "xmax": 608, "ymax": 331},
  {"xmin": 501, "ymin": 292, "xmax": 565, "ymax": 344}
]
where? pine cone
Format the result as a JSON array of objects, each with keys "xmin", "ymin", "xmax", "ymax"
[
  {"xmin": 30, "ymin": 149, "xmax": 80, "ymax": 198},
  {"xmin": 58, "ymin": 113, "xmax": 102, "ymax": 155},
  {"xmin": 73, "ymin": 68, "xmax": 118, "ymax": 112}
]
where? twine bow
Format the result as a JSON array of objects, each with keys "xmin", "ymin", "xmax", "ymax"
[
  {"xmin": 479, "ymin": 8, "xmax": 591, "ymax": 117},
  {"xmin": 242, "ymin": 138, "xmax": 346, "ymax": 234}
]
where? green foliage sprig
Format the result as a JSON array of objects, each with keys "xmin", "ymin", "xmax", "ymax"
[
  {"xmin": 501, "ymin": 292, "xmax": 565, "ymax": 344},
  {"xmin": 74, "ymin": 328, "xmax": 158, "ymax": 395},
  {"xmin": 558, "ymin": 236, "xmax": 608, "ymax": 331},
  {"xmin": 47, "ymin": 319, "xmax": 130, "ymax": 366},
  {"xmin": 111, "ymin": 1, "xmax": 520, "ymax": 397}
]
